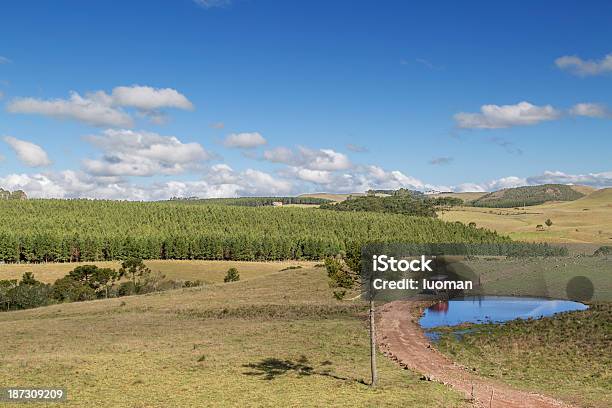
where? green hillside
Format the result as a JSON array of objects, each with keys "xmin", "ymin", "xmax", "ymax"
[{"xmin": 471, "ymin": 184, "xmax": 585, "ymax": 208}]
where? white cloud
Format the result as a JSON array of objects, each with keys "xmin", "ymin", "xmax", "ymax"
[
  {"xmin": 0, "ymin": 165, "xmax": 291, "ymax": 200},
  {"xmin": 453, "ymin": 176, "xmax": 526, "ymax": 192},
  {"xmin": 293, "ymin": 168, "xmax": 333, "ymax": 184},
  {"xmin": 82, "ymin": 129, "xmax": 211, "ymax": 177},
  {"xmin": 555, "ymin": 53, "xmax": 612, "ymax": 76},
  {"xmin": 110, "ymin": 85, "xmax": 194, "ymax": 111},
  {"xmin": 570, "ymin": 103, "xmax": 610, "ymax": 118},
  {"xmin": 6, "ymin": 85, "xmax": 193, "ymax": 127},
  {"xmin": 263, "ymin": 147, "xmax": 294, "ymax": 163},
  {"xmin": 223, "ymin": 132, "xmax": 267, "ymax": 148},
  {"xmin": 3, "ymin": 136, "xmax": 52, "ymax": 167},
  {"xmin": 7, "ymin": 92, "xmax": 134, "ymax": 128},
  {"xmin": 241, "ymin": 169, "xmax": 292, "ymax": 195},
  {"xmin": 454, "ymin": 101, "xmax": 561, "ymax": 129},
  {"xmin": 302, "ymin": 148, "xmax": 351, "ymax": 171},
  {"xmin": 263, "ymin": 146, "xmax": 351, "ymax": 171}
]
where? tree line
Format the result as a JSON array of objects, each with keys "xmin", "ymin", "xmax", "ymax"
[
  {"xmin": 0, "ymin": 199, "xmax": 506, "ymax": 263},
  {"xmin": 319, "ymin": 195, "xmax": 463, "ymax": 217},
  {"xmin": 169, "ymin": 196, "xmax": 331, "ymax": 206}
]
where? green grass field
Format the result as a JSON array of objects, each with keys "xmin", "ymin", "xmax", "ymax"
[{"xmin": 0, "ymin": 265, "xmax": 467, "ymax": 407}]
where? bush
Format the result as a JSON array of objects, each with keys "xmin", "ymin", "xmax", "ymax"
[
  {"xmin": 7, "ymin": 282, "xmax": 53, "ymax": 310},
  {"xmin": 52, "ymin": 276, "xmax": 96, "ymax": 302},
  {"xmin": 593, "ymin": 246, "xmax": 612, "ymax": 256},
  {"xmin": 117, "ymin": 281, "xmax": 137, "ymax": 296},
  {"xmin": 224, "ymin": 268, "xmax": 240, "ymax": 283}
]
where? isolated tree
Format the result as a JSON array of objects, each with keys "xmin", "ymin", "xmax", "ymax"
[
  {"xmin": 224, "ymin": 267, "xmax": 240, "ymax": 282},
  {"xmin": 325, "ymin": 244, "xmax": 378, "ymax": 387},
  {"xmin": 545, "ymin": 218, "xmax": 553, "ymax": 227}
]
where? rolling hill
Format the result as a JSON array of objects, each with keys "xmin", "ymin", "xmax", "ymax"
[{"xmin": 470, "ymin": 184, "xmax": 586, "ymax": 208}]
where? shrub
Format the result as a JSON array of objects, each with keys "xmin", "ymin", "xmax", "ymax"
[
  {"xmin": 224, "ymin": 268, "xmax": 240, "ymax": 282},
  {"xmin": 117, "ymin": 281, "xmax": 137, "ymax": 296},
  {"xmin": 593, "ymin": 246, "xmax": 612, "ymax": 256}
]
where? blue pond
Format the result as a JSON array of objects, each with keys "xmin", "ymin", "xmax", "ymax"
[{"xmin": 420, "ymin": 296, "xmax": 587, "ymax": 340}]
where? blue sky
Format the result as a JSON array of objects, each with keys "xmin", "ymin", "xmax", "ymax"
[{"xmin": 1, "ymin": 0, "xmax": 611, "ymax": 199}]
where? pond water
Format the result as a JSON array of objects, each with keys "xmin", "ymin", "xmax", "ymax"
[{"xmin": 420, "ymin": 296, "xmax": 588, "ymax": 341}]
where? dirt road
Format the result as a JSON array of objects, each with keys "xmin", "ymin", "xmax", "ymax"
[{"xmin": 376, "ymin": 301, "xmax": 575, "ymax": 408}]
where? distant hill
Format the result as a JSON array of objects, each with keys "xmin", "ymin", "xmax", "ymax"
[
  {"xmin": 0, "ymin": 188, "xmax": 27, "ymax": 200},
  {"xmin": 470, "ymin": 184, "xmax": 585, "ymax": 208}
]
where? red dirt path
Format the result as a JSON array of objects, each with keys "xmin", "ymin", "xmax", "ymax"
[{"xmin": 376, "ymin": 301, "xmax": 575, "ymax": 408}]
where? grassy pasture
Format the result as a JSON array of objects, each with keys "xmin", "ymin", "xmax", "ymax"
[
  {"xmin": 0, "ymin": 265, "xmax": 467, "ymax": 407},
  {"xmin": 439, "ymin": 188, "xmax": 612, "ymax": 243},
  {"xmin": 0, "ymin": 260, "xmax": 315, "ymax": 284}
]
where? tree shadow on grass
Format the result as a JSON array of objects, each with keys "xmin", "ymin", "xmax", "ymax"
[{"xmin": 243, "ymin": 355, "xmax": 361, "ymax": 383}]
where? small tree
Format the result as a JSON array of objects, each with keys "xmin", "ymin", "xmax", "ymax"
[
  {"xmin": 20, "ymin": 272, "xmax": 38, "ymax": 286},
  {"xmin": 224, "ymin": 268, "xmax": 240, "ymax": 282},
  {"xmin": 119, "ymin": 258, "xmax": 151, "ymax": 290},
  {"xmin": 545, "ymin": 218, "xmax": 553, "ymax": 227}
]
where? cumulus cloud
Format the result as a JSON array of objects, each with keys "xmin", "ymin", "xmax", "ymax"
[
  {"xmin": 290, "ymin": 168, "xmax": 333, "ymax": 184},
  {"xmin": 6, "ymin": 85, "xmax": 193, "ymax": 127},
  {"xmin": 3, "ymin": 136, "xmax": 52, "ymax": 167},
  {"xmin": 453, "ymin": 176, "xmax": 526, "ymax": 192},
  {"xmin": 263, "ymin": 146, "xmax": 351, "ymax": 171},
  {"xmin": 110, "ymin": 85, "xmax": 194, "ymax": 111},
  {"xmin": 454, "ymin": 101, "xmax": 561, "ymax": 129},
  {"xmin": 0, "ymin": 164, "xmax": 291, "ymax": 200},
  {"xmin": 263, "ymin": 147, "xmax": 294, "ymax": 163},
  {"xmin": 555, "ymin": 53, "xmax": 612, "ymax": 76},
  {"xmin": 82, "ymin": 129, "xmax": 211, "ymax": 177},
  {"xmin": 223, "ymin": 132, "xmax": 267, "ymax": 148},
  {"xmin": 7, "ymin": 92, "xmax": 134, "ymax": 128},
  {"xmin": 570, "ymin": 103, "xmax": 611, "ymax": 118}
]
